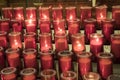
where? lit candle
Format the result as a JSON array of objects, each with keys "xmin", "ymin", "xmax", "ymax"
[
  {"xmin": 0, "ymin": 31, "xmax": 7, "ymax": 48},
  {"xmin": 26, "ymin": 7, "xmax": 36, "ymax": 20},
  {"xmin": 0, "ymin": 19, "xmax": 10, "ymax": 32},
  {"xmin": 0, "ymin": 47, "xmax": 5, "ymax": 70},
  {"xmin": 2, "ymin": 7, "xmax": 13, "ymax": 19}
]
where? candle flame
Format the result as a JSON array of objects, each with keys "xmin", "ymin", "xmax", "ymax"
[
  {"xmin": 43, "ymin": 15, "xmax": 47, "ymax": 19},
  {"xmin": 69, "ymin": 15, "xmax": 73, "ymax": 20},
  {"xmin": 14, "ymin": 40, "xmax": 18, "ymax": 46},
  {"xmin": 18, "ymin": 14, "xmax": 21, "ymax": 18},
  {"xmin": 28, "ymin": 19, "xmax": 32, "ymax": 24},
  {"xmin": 30, "ymin": 14, "xmax": 33, "ymax": 19},
  {"xmin": 100, "ymin": 13, "xmax": 103, "ymax": 19}
]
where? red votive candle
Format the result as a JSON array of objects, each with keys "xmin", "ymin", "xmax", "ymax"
[
  {"xmin": 0, "ymin": 19, "xmax": 10, "ymax": 32},
  {"xmin": 8, "ymin": 32, "xmax": 22, "ymax": 49},
  {"xmin": 102, "ymin": 19, "xmax": 115, "ymax": 44},
  {"xmin": 77, "ymin": 52, "xmax": 92, "ymax": 77},
  {"xmin": 80, "ymin": 6, "xmax": 92, "ymax": 23},
  {"xmin": 25, "ymin": 19, "xmax": 37, "ymax": 32},
  {"xmin": 90, "ymin": 33, "xmax": 103, "ymax": 58},
  {"xmin": 6, "ymin": 48, "xmax": 21, "ymax": 69},
  {"xmin": 39, "ymin": 33, "xmax": 52, "ymax": 52},
  {"xmin": 1, "ymin": 67, "xmax": 17, "ymax": 80},
  {"xmin": 26, "ymin": 7, "xmax": 36, "ymax": 20},
  {"xmin": 39, "ymin": 7, "xmax": 50, "ymax": 20},
  {"xmin": 41, "ymin": 69, "xmax": 56, "ymax": 80},
  {"xmin": 24, "ymin": 32, "xmax": 36, "ymax": 49},
  {"xmin": 83, "ymin": 72, "xmax": 100, "ymax": 80},
  {"xmin": 20, "ymin": 68, "xmax": 36, "ymax": 80},
  {"xmin": 65, "ymin": 6, "xmax": 77, "ymax": 20},
  {"xmin": 84, "ymin": 18, "xmax": 97, "ymax": 43},
  {"xmin": 39, "ymin": 51, "xmax": 54, "ymax": 70},
  {"xmin": 55, "ymin": 34, "xmax": 68, "ymax": 53},
  {"xmin": 2, "ymin": 7, "xmax": 13, "ymax": 19},
  {"xmin": 53, "ymin": 19, "xmax": 66, "ymax": 35},
  {"xmin": 111, "ymin": 34, "xmax": 120, "ymax": 63},
  {"xmin": 13, "ymin": 7, "xmax": 24, "ymax": 20},
  {"xmin": 61, "ymin": 71, "xmax": 77, "ymax": 80},
  {"xmin": 0, "ymin": 47, "xmax": 5, "ymax": 70},
  {"xmin": 23, "ymin": 49, "xmax": 37, "ymax": 69},
  {"xmin": 71, "ymin": 33, "xmax": 85, "ymax": 54},
  {"xmin": 97, "ymin": 53, "xmax": 113, "ymax": 80},
  {"xmin": 0, "ymin": 31, "xmax": 7, "ymax": 48},
  {"xmin": 39, "ymin": 19, "xmax": 51, "ymax": 33},
  {"xmin": 52, "ymin": 7, "xmax": 63, "ymax": 20}
]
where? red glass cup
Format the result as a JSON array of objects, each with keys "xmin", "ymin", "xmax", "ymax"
[
  {"xmin": 2, "ymin": 7, "xmax": 13, "ymax": 19},
  {"xmin": 39, "ymin": 51, "xmax": 54, "ymax": 70},
  {"xmin": 102, "ymin": 19, "xmax": 115, "ymax": 44},
  {"xmin": 71, "ymin": 33, "xmax": 85, "ymax": 54},
  {"xmin": 39, "ymin": 33, "xmax": 52, "ymax": 52},
  {"xmin": 58, "ymin": 50, "xmax": 73, "ymax": 73},
  {"xmin": 39, "ymin": 19, "xmax": 51, "ymax": 33},
  {"xmin": 6, "ymin": 48, "xmax": 21, "ymax": 69},
  {"xmin": 77, "ymin": 52, "xmax": 92, "ymax": 76},
  {"xmin": 84, "ymin": 18, "xmax": 97, "ymax": 43},
  {"xmin": 8, "ymin": 32, "xmax": 22, "ymax": 49},
  {"xmin": 52, "ymin": 7, "xmax": 63, "ymax": 20},
  {"xmin": 0, "ymin": 31, "xmax": 7, "ymax": 48},
  {"xmin": 0, "ymin": 19, "xmax": 10, "ymax": 32},
  {"xmin": 13, "ymin": 7, "xmax": 24, "ymax": 20},
  {"xmin": 83, "ymin": 72, "xmax": 101, "ymax": 80},
  {"xmin": 80, "ymin": 6, "xmax": 92, "ymax": 22},
  {"xmin": 97, "ymin": 53, "xmax": 113, "ymax": 80},
  {"xmin": 53, "ymin": 19, "xmax": 66, "ymax": 35},
  {"xmin": 24, "ymin": 32, "xmax": 36, "ymax": 49},
  {"xmin": 90, "ymin": 33, "xmax": 103, "ymax": 58},
  {"xmin": 39, "ymin": 7, "xmax": 50, "ymax": 20},
  {"xmin": 55, "ymin": 34, "xmax": 68, "ymax": 53},
  {"xmin": 23, "ymin": 49, "xmax": 37, "ymax": 69},
  {"xmin": 61, "ymin": 71, "xmax": 77, "ymax": 80},
  {"xmin": 107, "ymin": 74, "xmax": 120, "ymax": 80},
  {"xmin": 26, "ymin": 7, "xmax": 36, "ymax": 20},
  {"xmin": 1, "ymin": 67, "xmax": 17, "ymax": 80},
  {"xmin": 65, "ymin": 6, "xmax": 77, "ymax": 20},
  {"xmin": 25, "ymin": 19, "xmax": 37, "ymax": 32},
  {"xmin": 41, "ymin": 69, "xmax": 56, "ymax": 80},
  {"xmin": 20, "ymin": 68, "xmax": 36, "ymax": 80},
  {"xmin": 0, "ymin": 47, "xmax": 5, "ymax": 70},
  {"xmin": 111, "ymin": 34, "xmax": 120, "ymax": 63}
]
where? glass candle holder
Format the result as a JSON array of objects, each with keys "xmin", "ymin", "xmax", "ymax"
[
  {"xmin": 58, "ymin": 50, "xmax": 73, "ymax": 73},
  {"xmin": 39, "ymin": 7, "xmax": 50, "ymax": 20},
  {"xmin": 8, "ymin": 32, "xmax": 22, "ymax": 49},
  {"xmin": 61, "ymin": 71, "xmax": 77, "ymax": 80},
  {"xmin": 83, "ymin": 72, "xmax": 100, "ymax": 80},
  {"xmin": 80, "ymin": 6, "xmax": 92, "ymax": 22},
  {"xmin": 23, "ymin": 49, "xmax": 37, "ymax": 69},
  {"xmin": 2, "ymin": 7, "xmax": 13, "ymax": 19},
  {"xmin": 90, "ymin": 33, "xmax": 103, "ymax": 58},
  {"xmin": 52, "ymin": 7, "xmax": 63, "ymax": 20},
  {"xmin": 0, "ymin": 19, "xmax": 10, "ymax": 32},
  {"xmin": 0, "ymin": 47, "xmax": 5, "ymax": 70},
  {"xmin": 53, "ymin": 19, "xmax": 66, "ymax": 35},
  {"xmin": 55, "ymin": 34, "xmax": 68, "ymax": 53},
  {"xmin": 13, "ymin": 7, "xmax": 24, "ymax": 20},
  {"xmin": 77, "ymin": 52, "xmax": 92, "ymax": 76},
  {"xmin": 0, "ymin": 31, "xmax": 7, "ymax": 48},
  {"xmin": 25, "ymin": 19, "xmax": 37, "ymax": 32},
  {"xmin": 97, "ymin": 53, "xmax": 113, "ymax": 80},
  {"xmin": 20, "ymin": 68, "xmax": 36, "ymax": 80},
  {"xmin": 24, "ymin": 32, "xmax": 36, "ymax": 49},
  {"xmin": 71, "ymin": 33, "xmax": 85, "ymax": 54},
  {"xmin": 65, "ymin": 6, "xmax": 77, "ymax": 21},
  {"xmin": 39, "ymin": 33, "xmax": 52, "ymax": 52},
  {"xmin": 39, "ymin": 19, "xmax": 51, "ymax": 33},
  {"xmin": 111, "ymin": 34, "xmax": 120, "ymax": 63},
  {"xmin": 1, "ymin": 67, "xmax": 17, "ymax": 80},
  {"xmin": 84, "ymin": 18, "xmax": 97, "ymax": 43},
  {"xmin": 26, "ymin": 7, "xmax": 36, "ymax": 20},
  {"xmin": 6, "ymin": 48, "xmax": 21, "ymax": 69},
  {"xmin": 41, "ymin": 69, "xmax": 56, "ymax": 80},
  {"xmin": 107, "ymin": 74, "xmax": 120, "ymax": 80},
  {"xmin": 102, "ymin": 19, "xmax": 115, "ymax": 44},
  {"xmin": 39, "ymin": 51, "xmax": 54, "ymax": 70}
]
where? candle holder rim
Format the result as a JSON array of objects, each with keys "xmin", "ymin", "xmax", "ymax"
[
  {"xmin": 1, "ymin": 67, "xmax": 16, "ymax": 75},
  {"xmin": 97, "ymin": 52, "xmax": 113, "ymax": 59},
  {"xmin": 77, "ymin": 52, "xmax": 92, "ymax": 58},
  {"xmin": 112, "ymin": 5, "xmax": 120, "ymax": 8},
  {"xmin": 2, "ymin": 7, "xmax": 12, "ymax": 10},
  {"xmin": 39, "ymin": 33, "xmax": 51, "ymax": 37},
  {"xmin": 24, "ymin": 32, "xmax": 36, "ymax": 36},
  {"xmin": 41, "ymin": 69, "xmax": 56, "ymax": 77},
  {"xmin": 0, "ymin": 31, "xmax": 7, "ymax": 36},
  {"xmin": 84, "ymin": 18, "xmax": 96, "ymax": 23},
  {"xmin": 95, "ymin": 5, "xmax": 107, "ymax": 9},
  {"xmin": 67, "ymin": 18, "xmax": 80, "ymax": 22},
  {"xmin": 102, "ymin": 19, "xmax": 115, "ymax": 22},
  {"xmin": 52, "ymin": 7, "xmax": 63, "ymax": 10},
  {"xmin": 71, "ymin": 33, "xmax": 84, "ymax": 39},
  {"xmin": 107, "ymin": 74, "xmax": 120, "ymax": 80},
  {"xmin": 0, "ymin": 18, "xmax": 10, "ymax": 22},
  {"xmin": 39, "ymin": 50, "xmax": 54, "ymax": 55},
  {"xmin": 61, "ymin": 71, "xmax": 77, "ymax": 79},
  {"xmin": 11, "ymin": 19, "xmax": 21, "ymax": 22},
  {"xmin": 90, "ymin": 33, "xmax": 103, "ymax": 38},
  {"xmin": 111, "ymin": 34, "xmax": 120, "ymax": 39},
  {"xmin": 13, "ymin": 7, "xmax": 24, "ymax": 10},
  {"xmin": 8, "ymin": 32, "xmax": 21, "ymax": 36},
  {"xmin": 58, "ymin": 50, "xmax": 73, "ymax": 57},
  {"xmin": 53, "ymin": 19, "xmax": 65, "ymax": 22},
  {"xmin": 25, "ymin": 19, "xmax": 36, "ymax": 22},
  {"xmin": 80, "ymin": 6, "xmax": 92, "ymax": 9},
  {"xmin": 6, "ymin": 48, "xmax": 19, "ymax": 54},
  {"xmin": 20, "ymin": 68, "xmax": 36, "ymax": 76},
  {"xmin": 26, "ymin": 7, "xmax": 36, "ymax": 10},
  {"xmin": 65, "ymin": 6, "xmax": 76, "ymax": 9},
  {"xmin": 55, "ymin": 33, "xmax": 67, "ymax": 38},
  {"xmin": 39, "ymin": 19, "xmax": 50, "ymax": 22},
  {"xmin": 23, "ymin": 48, "xmax": 36, "ymax": 54}
]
